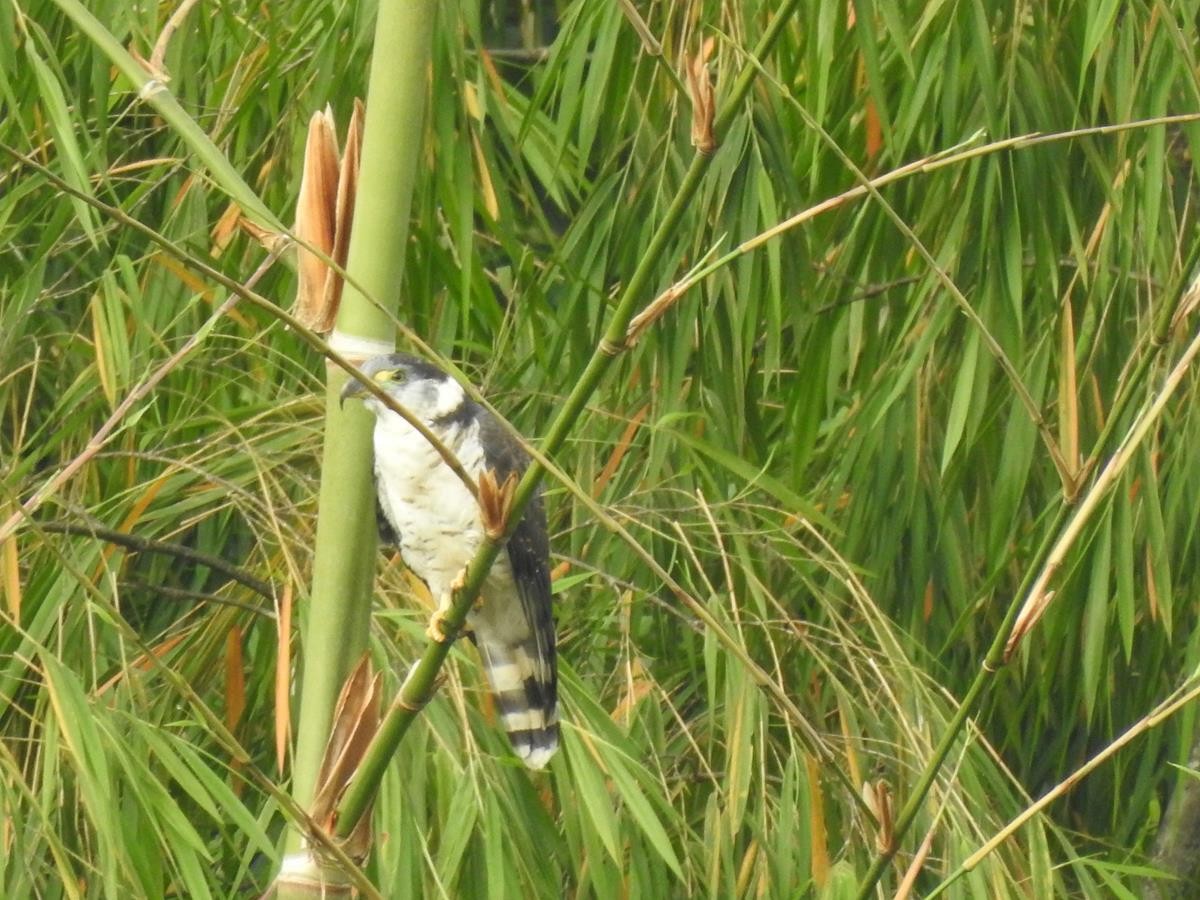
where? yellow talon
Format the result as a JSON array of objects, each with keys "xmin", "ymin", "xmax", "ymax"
[
  {"xmin": 426, "ymin": 588, "xmax": 455, "ymax": 643},
  {"xmin": 426, "ymin": 610, "xmax": 451, "ymax": 643},
  {"xmin": 427, "ymin": 569, "xmax": 472, "ymax": 642}
]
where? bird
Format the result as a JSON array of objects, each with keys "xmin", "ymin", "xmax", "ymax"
[{"xmin": 340, "ymin": 352, "xmax": 558, "ymax": 769}]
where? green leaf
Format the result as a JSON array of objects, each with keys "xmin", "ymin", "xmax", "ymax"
[
  {"xmin": 435, "ymin": 773, "xmax": 478, "ymax": 883},
  {"xmin": 598, "ymin": 744, "xmax": 685, "ymax": 882},
  {"xmin": 1114, "ymin": 479, "xmax": 1136, "ymax": 661},
  {"xmin": 1082, "ymin": 506, "xmax": 1113, "ymax": 723},
  {"xmin": 1140, "ymin": 449, "xmax": 1173, "ymax": 633},
  {"xmin": 562, "ymin": 726, "xmax": 622, "ymax": 869},
  {"xmin": 25, "ymin": 38, "xmax": 99, "ymax": 247},
  {"xmin": 941, "ymin": 329, "xmax": 980, "ymax": 473}
]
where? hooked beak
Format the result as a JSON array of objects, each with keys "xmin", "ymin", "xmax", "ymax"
[{"xmin": 339, "ymin": 375, "xmax": 368, "ymax": 409}]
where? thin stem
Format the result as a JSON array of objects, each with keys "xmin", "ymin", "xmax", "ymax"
[{"xmin": 33, "ymin": 519, "xmax": 274, "ymax": 600}]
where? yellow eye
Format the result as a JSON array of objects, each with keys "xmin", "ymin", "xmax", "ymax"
[{"xmin": 374, "ymin": 369, "xmax": 395, "ymax": 384}]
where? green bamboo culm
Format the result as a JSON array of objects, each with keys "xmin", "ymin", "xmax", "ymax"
[{"xmin": 280, "ymin": 0, "xmax": 436, "ymax": 886}]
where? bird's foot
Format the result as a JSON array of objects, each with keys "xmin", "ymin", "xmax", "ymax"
[
  {"xmin": 426, "ymin": 614, "xmax": 448, "ymax": 643},
  {"xmin": 426, "ymin": 571, "xmax": 469, "ymax": 643},
  {"xmin": 426, "ymin": 598, "xmax": 453, "ymax": 643}
]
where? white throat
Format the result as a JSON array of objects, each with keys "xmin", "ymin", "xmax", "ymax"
[{"xmin": 429, "ymin": 378, "xmax": 466, "ymax": 420}]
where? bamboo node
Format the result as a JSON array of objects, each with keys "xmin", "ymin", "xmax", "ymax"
[
  {"xmin": 138, "ymin": 78, "xmax": 168, "ymax": 101},
  {"xmin": 396, "ymin": 694, "xmax": 427, "ymax": 713}
]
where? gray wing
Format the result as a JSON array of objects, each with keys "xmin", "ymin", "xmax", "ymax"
[
  {"xmin": 476, "ymin": 409, "xmax": 557, "ymax": 716},
  {"xmin": 476, "ymin": 410, "xmax": 554, "ymax": 634},
  {"xmin": 374, "ymin": 471, "xmax": 400, "ymax": 546}
]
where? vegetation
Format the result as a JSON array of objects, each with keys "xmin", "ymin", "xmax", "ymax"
[{"xmin": 2, "ymin": 0, "xmax": 1199, "ymax": 897}]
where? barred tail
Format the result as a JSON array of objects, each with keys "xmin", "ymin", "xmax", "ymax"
[{"xmin": 476, "ymin": 637, "xmax": 558, "ymax": 769}]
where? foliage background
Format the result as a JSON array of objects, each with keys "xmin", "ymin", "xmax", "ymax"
[{"xmin": 2, "ymin": 0, "xmax": 1199, "ymax": 896}]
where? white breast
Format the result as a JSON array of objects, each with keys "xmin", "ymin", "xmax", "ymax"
[{"xmin": 373, "ymin": 412, "xmax": 514, "ymax": 600}]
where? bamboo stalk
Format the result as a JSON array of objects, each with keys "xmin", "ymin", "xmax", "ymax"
[{"xmin": 279, "ymin": 0, "xmax": 436, "ymax": 891}]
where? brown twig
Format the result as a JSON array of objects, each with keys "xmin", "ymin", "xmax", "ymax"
[
  {"xmin": 147, "ymin": 0, "xmax": 203, "ymax": 80},
  {"xmin": 35, "ymin": 519, "xmax": 274, "ymax": 600}
]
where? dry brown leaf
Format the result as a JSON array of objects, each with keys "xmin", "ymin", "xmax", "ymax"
[
  {"xmin": 97, "ymin": 633, "xmax": 186, "ymax": 695},
  {"xmin": 210, "ymin": 202, "xmax": 243, "ymax": 256},
  {"xmin": 610, "ymin": 656, "xmax": 653, "ymax": 726},
  {"xmin": 1, "ymin": 519, "xmax": 19, "ymax": 619},
  {"xmin": 322, "ymin": 98, "xmax": 364, "ymax": 320},
  {"xmin": 1004, "ymin": 588, "xmax": 1056, "ymax": 660},
  {"xmin": 805, "ymin": 753, "xmax": 829, "ymax": 887},
  {"xmin": 275, "ymin": 580, "xmax": 293, "ymax": 774},
  {"xmin": 626, "ymin": 285, "xmax": 680, "ymax": 346},
  {"xmin": 478, "ymin": 469, "xmax": 518, "ymax": 539},
  {"xmin": 862, "ymin": 779, "xmax": 894, "ymax": 853},
  {"xmin": 687, "ymin": 36, "xmax": 716, "ymax": 154},
  {"xmin": 863, "ymin": 95, "xmax": 883, "ymax": 162},
  {"xmin": 236, "ymin": 216, "xmax": 288, "ymax": 257},
  {"xmin": 294, "ymin": 108, "xmax": 340, "ymax": 331},
  {"xmin": 593, "ymin": 403, "xmax": 649, "ymax": 495},
  {"xmin": 471, "ymin": 130, "xmax": 500, "ymax": 221},
  {"xmin": 225, "ymin": 626, "xmax": 246, "ymax": 732},
  {"xmin": 310, "ymin": 656, "xmax": 382, "ymax": 862}
]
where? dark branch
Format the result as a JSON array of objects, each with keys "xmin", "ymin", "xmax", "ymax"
[{"xmin": 36, "ymin": 519, "xmax": 274, "ymax": 600}]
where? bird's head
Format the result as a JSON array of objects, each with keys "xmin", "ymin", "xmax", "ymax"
[{"xmin": 339, "ymin": 353, "xmax": 468, "ymax": 423}]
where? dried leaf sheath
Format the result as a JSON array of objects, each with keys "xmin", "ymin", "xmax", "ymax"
[{"xmin": 294, "ymin": 103, "xmax": 363, "ymax": 333}]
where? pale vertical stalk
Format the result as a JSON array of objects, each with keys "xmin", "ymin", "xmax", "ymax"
[{"xmin": 281, "ymin": 0, "xmax": 435, "ymax": 886}]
